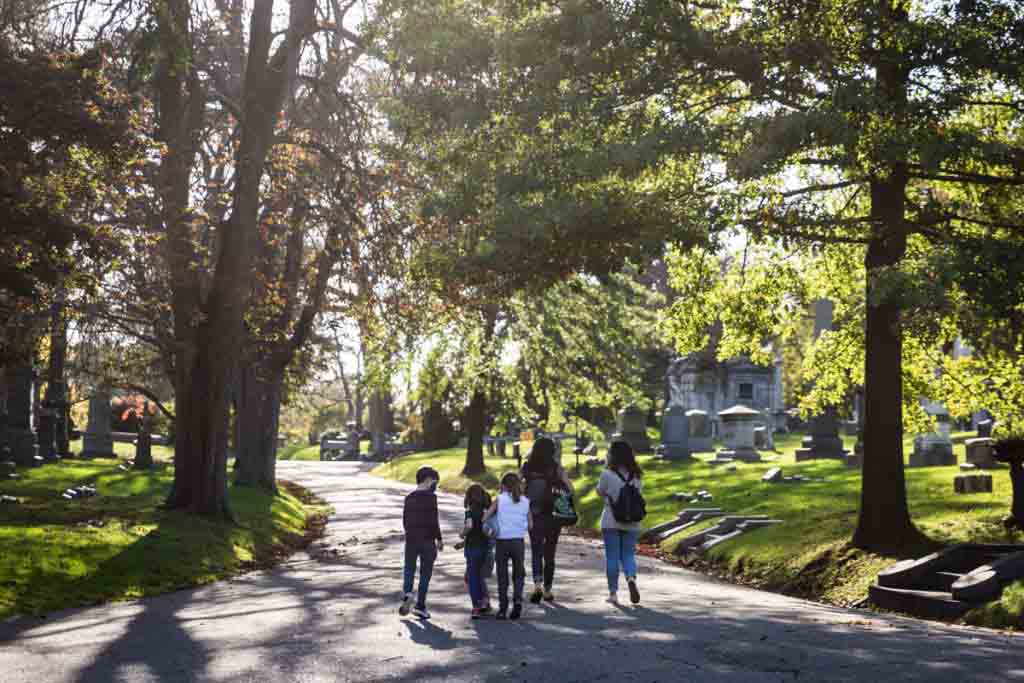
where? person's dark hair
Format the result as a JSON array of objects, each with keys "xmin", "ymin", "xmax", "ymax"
[
  {"xmin": 501, "ymin": 471, "xmax": 522, "ymax": 502},
  {"xmin": 465, "ymin": 483, "xmax": 487, "ymax": 508},
  {"xmin": 525, "ymin": 437, "xmax": 558, "ymax": 476},
  {"xmin": 608, "ymin": 440, "xmax": 642, "ymax": 477},
  {"xmin": 416, "ymin": 466, "xmax": 440, "ymax": 484}
]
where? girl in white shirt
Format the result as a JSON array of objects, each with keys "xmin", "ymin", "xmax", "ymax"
[{"xmin": 484, "ymin": 471, "xmax": 532, "ymax": 619}]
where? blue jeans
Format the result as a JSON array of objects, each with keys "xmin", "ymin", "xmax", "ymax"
[
  {"xmin": 403, "ymin": 539, "xmax": 437, "ymax": 609},
  {"xmin": 602, "ymin": 529, "xmax": 639, "ymax": 593},
  {"xmin": 464, "ymin": 545, "xmax": 487, "ymax": 607}
]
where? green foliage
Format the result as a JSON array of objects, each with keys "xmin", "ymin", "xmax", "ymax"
[
  {"xmin": 507, "ymin": 267, "xmax": 666, "ymax": 417},
  {"xmin": 0, "ymin": 39, "xmax": 143, "ymax": 362}
]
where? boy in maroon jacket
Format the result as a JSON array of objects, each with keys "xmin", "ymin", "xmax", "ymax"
[{"xmin": 400, "ymin": 466, "xmax": 443, "ymax": 619}]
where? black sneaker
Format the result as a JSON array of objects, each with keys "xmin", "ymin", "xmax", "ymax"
[
  {"xmin": 510, "ymin": 603, "xmax": 522, "ymax": 620},
  {"xmin": 398, "ymin": 595, "xmax": 412, "ymax": 616},
  {"xmin": 543, "ymin": 588, "xmax": 555, "ymax": 602},
  {"xmin": 496, "ymin": 608, "xmax": 508, "ymax": 620},
  {"xmin": 627, "ymin": 578, "xmax": 640, "ymax": 605},
  {"xmin": 529, "ymin": 587, "xmax": 543, "ymax": 604},
  {"xmin": 479, "ymin": 605, "xmax": 493, "ymax": 616}
]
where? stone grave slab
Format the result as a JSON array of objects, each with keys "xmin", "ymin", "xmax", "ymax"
[
  {"xmin": 685, "ymin": 409, "xmax": 714, "ymax": 453},
  {"xmin": 965, "ymin": 438, "xmax": 1000, "ymax": 469},
  {"xmin": 954, "ymin": 473, "xmax": 993, "ymax": 494},
  {"xmin": 658, "ymin": 405, "xmax": 692, "ymax": 461}
]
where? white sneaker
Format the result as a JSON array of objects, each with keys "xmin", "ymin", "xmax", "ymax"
[
  {"xmin": 398, "ymin": 593, "xmax": 412, "ymax": 616},
  {"xmin": 607, "ymin": 592, "xmax": 619, "ymax": 605}
]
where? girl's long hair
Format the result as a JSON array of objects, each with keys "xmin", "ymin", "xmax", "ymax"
[
  {"xmin": 465, "ymin": 483, "xmax": 488, "ymax": 509},
  {"xmin": 608, "ymin": 440, "xmax": 642, "ymax": 477},
  {"xmin": 525, "ymin": 437, "xmax": 558, "ymax": 477},
  {"xmin": 501, "ymin": 471, "xmax": 522, "ymax": 502}
]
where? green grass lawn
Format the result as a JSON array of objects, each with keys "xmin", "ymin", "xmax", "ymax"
[
  {"xmin": 374, "ymin": 433, "xmax": 1023, "ymax": 626},
  {"xmin": 0, "ymin": 457, "xmax": 329, "ymax": 618}
]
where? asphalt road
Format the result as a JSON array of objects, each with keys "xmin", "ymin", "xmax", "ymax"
[{"xmin": 1, "ymin": 461, "xmax": 1021, "ymax": 682}]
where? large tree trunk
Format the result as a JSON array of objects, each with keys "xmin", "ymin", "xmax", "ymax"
[
  {"xmin": 40, "ymin": 285, "xmax": 68, "ymax": 459},
  {"xmin": 171, "ymin": 338, "xmax": 234, "ymax": 516},
  {"xmin": 463, "ymin": 306, "xmax": 498, "ymax": 475},
  {"xmin": 368, "ymin": 388, "xmax": 393, "ymax": 456},
  {"xmin": 853, "ymin": 170, "xmax": 923, "ymax": 552},
  {"xmin": 159, "ymin": 0, "xmax": 204, "ymax": 511},
  {"xmin": 463, "ymin": 387, "xmax": 487, "ymax": 476},
  {"xmin": 160, "ymin": 0, "xmax": 314, "ymax": 518},
  {"xmin": 852, "ymin": 12, "xmax": 925, "ymax": 553},
  {"xmin": 235, "ymin": 358, "xmax": 281, "ymax": 493}
]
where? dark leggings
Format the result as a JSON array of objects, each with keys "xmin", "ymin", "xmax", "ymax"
[
  {"xmin": 529, "ymin": 515, "xmax": 562, "ymax": 589},
  {"xmin": 495, "ymin": 538, "xmax": 526, "ymax": 609}
]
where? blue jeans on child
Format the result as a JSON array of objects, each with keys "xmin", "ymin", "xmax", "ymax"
[
  {"xmin": 602, "ymin": 529, "xmax": 639, "ymax": 593},
  {"xmin": 403, "ymin": 539, "xmax": 438, "ymax": 608},
  {"xmin": 464, "ymin": 545, "xmax": 487, "ymax": 607}
]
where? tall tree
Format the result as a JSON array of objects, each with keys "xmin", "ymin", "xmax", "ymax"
[
  {"xmin": 376, "ymin": 0, "xmax": 1024, "ymax": 553},
  {"xmin": 155, "ymin": 0, "xmax": 316, "ymax": 517}
]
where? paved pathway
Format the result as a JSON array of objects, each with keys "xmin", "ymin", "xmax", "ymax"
[{"xmin": 1, "ymin": 461, "xmax": 1022, "ymax": 682}]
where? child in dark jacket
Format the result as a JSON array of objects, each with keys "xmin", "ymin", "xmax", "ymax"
[{"xmin": 400, "ymin": 466, "xmax": 443, "ymax": 619}]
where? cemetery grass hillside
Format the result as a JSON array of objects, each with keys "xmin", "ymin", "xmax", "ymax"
[
  {"xmin": 0, "ymin": 456, "xmax": 330, "ymax": 618},
  {"xmin": 374, "ymin": 433, "xmax": 1024, "ymax": 627}
]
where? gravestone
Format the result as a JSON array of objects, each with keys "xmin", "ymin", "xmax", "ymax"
[
  {"xmin": 954, "ymin": 473, "xmax": 993, "ymax": 494},
  {"xmin": 977, "ymin": 420, "xmax": 994, "ymax": 438},
  {"xmin": 658, "ymin": 405, "xmax": 691, "ymax": 461},
  {"xmin": 795, "ymin": 410, "xmax": 848, "ymax": 461},
  {"xmin": 612, "ymin": 404, "xmax": 651, "ymax": 453},
  {"xmin": 4, "ymin": 364, "xmax": 40, "ymax": 468},
  {"xmin": 909, "ymin": 405, "xmax": 956, "ymax": 467},
  {"xmin": 714, "ymin": 405, "xmax": 761, "ymax": 463},
  {"xmin": 965, "ymin": 438, "xmax": 999, "ymax": 469},
  {"xmin": 685, "ymin": 409, "xmax": 714, "ymax": 452},
  {"xmin": 910, "ymin": 434, "xmax": 956, "ymax": 467},
  {"xmin": 753, "ymin": 425, "xmax": 773, "ymax": 450},
  {"xmin": 36, "ymin": 401, "xmax": 62, "ymax": 462},
  {"xmin": 81, "ymin": 386, "xmax": 115, "ymax": 459},
  {"xmin": 794, "ymin": 301, "xmax": 848, "ymax": 461}
]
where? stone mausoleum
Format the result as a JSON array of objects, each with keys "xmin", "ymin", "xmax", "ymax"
[{"xmin": 665, "ymin": 351, "xmax": 784, "ymax": 434}]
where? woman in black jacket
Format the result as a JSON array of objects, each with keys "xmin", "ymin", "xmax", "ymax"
[{"xmin": 521, "ymin": 437, "xmax": 574, "ymax": 603}]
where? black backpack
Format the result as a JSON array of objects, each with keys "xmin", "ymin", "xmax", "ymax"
[
  {"xmin": 611, "ymin": 471, "xmax": 646, "ymax": 524},
  {"xmin": 526, "ymin": 470, "xmax": 556, "ymax": 515}
]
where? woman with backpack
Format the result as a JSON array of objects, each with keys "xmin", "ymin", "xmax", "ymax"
[
  {"xmin": 521, "ymin": 437, "xmax": 575, "ymax": 603},
  {"xmin": 597, "ymin": 440, "xmax": 646, "ymax": 605}
]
